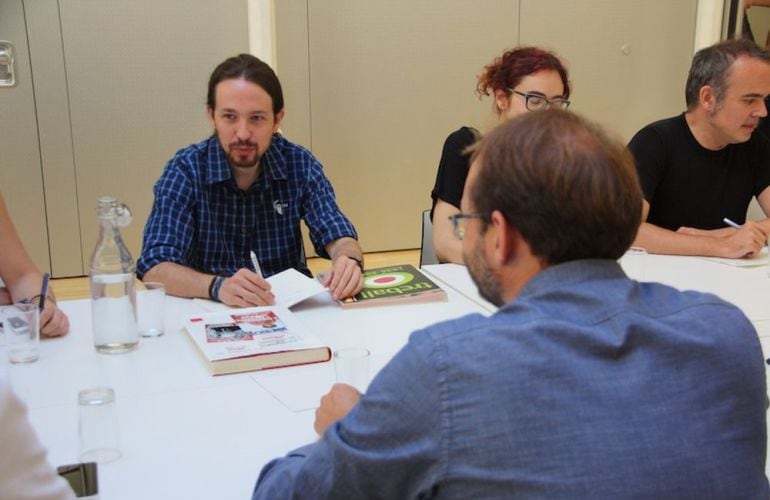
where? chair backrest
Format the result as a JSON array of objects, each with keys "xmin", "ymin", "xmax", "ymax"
[{"xmin": 420, "ymin": 209, "xmax": 438, "ymax": 267}]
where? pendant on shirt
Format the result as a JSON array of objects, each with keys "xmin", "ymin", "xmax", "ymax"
[{"xmin": 273, "ymin": 200, "xmax": 288, "ymax": 216}]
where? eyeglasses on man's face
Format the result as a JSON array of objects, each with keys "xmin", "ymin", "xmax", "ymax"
[
  {"xmin": 448, "ymin": 212, "xmax": 487, "ymax": 240},
  {"xmin": 508, "ymin": 89, "xmax": 570, "ymax": 111}
]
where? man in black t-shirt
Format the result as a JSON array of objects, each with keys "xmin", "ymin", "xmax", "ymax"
[{"xmin": 628, "ymin": 39, "xmax": 770, "ymax": 258}]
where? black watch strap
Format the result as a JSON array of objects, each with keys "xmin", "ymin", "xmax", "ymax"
[{"xmin": 348, "ymin": 256, "xmax": 364, "ymax": 272}]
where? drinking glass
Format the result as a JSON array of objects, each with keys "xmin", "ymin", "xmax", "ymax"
[
  {"xmin": 0, "ymin": 303, "xmax": 40, "ymax": 363},
  {"xmin": 334, "ymin": 348, "xmax": 370, "ymax": 393},
  {"xmin": 137, "ymin": 282, "xmax": 165, "ymax": 337},
  {"xmin": 78, "ymin": 387, "xmax": 122, "ymax": 463}
]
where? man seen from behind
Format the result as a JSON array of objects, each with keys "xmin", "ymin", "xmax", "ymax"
[{"xmin": 252, "ymin": 110, "xmax": 769, "ymax": 499}]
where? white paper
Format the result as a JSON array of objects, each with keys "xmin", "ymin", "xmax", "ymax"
[
  {"xmin": 192, "ymin": 269, "xmax": 327, "ymax": 310},
  {"xmin": 268, "ymin": 268, "xmax": 328, "ymax": 308}
]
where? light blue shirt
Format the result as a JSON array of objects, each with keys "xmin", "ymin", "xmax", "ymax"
[{"xmin": 253, "ymin": 259, "xmax": 769, "ymax": 499}]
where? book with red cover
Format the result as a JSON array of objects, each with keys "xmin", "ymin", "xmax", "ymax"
[{"xmin": 184, "ymin": 306, "xmax": 330, "ymax": 375}]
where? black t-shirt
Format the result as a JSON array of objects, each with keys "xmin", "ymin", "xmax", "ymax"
[
  {"xmin": 628, "ymin": 114, "xmax": 770, "ymax": 230},
  {"xmin": 430, "ymin": 126, "xmax": 479, "ymax": 220}
]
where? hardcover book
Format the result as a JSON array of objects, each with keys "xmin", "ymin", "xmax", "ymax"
[
  {"xmin": 340, "ymin": 264, "xmax": 447, "ymax": 309},
  {"xmin": 184, "ymin": 306, "xmax": 331, "ymax": 375}
]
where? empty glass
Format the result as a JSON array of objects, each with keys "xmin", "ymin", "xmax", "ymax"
[
  {"xmin": 78, "ymin": 387, "xmax": 122, "ymax": 463},
  {"xmin": 137, "ymin": 282, "xmax": 165, "ymax": 337},
  {"xmin": 334, "ymin": 348, "xmax": 370, "ymax": 393}
]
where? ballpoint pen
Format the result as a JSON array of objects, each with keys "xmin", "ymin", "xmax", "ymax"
[
  {"xmin": 39, "ymin": 273, "xmax": 50, "ymax": 312},
  {"xmin": 250, "ymin": 251, "xmax": 264, "ymax": 279}
]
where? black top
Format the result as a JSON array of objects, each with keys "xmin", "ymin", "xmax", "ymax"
[
  {"xmin": 430, "ymin": 126, "xmax": 479, "ymax": 220},
  {"xmin": 628, "ymin": 114, "xmax": 770, "ymax": 230}
]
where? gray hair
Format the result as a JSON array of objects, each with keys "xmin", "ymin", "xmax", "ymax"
[{"xmin": 685, "ymin": 38, "xmax": 770, "ymax": 110}]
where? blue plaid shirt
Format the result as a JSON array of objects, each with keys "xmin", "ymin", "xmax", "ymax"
[{"xmin": 137, "ymin": 134, "xmax": 357, "ymax": 279}]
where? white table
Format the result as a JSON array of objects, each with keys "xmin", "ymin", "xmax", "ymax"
[
  {"xmin": 5, "ymin": 284, "xmax": 489, "ymax": 500},
  {"xmin": 11, "ymin": 256, "xmax": 770, "ymax": 496}
]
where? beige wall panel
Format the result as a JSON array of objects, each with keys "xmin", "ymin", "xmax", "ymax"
[
  {"xmin": 275, "ymin": 0, "xmax": 312, "ymax": 149},
  {"xmin": 519, "ymin": 0, "xmax": 697, "ymax": 142},
  {"xmin": 0, "ymin": 0, "xmax": 50, "ymax": 272},
  {"xmin": 25, "ymin": 0, "xmax": 83, "ymax": 277},
  {"xmin": 746, "ymin": 7, "xmax": 770, "ymax": 46},
  {"xmin": 274, "ymin": 0, "xmax": 314, "ymax": 256},
  {"xmin": 59, "ymin": 0, "xmax": 249, "ymax": 270},
  {"xmin": 295, "ymin": 0, "xmax": 520, "ymax": 253}
]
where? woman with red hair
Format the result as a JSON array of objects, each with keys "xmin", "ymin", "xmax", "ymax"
[{"xmin": 430, "ymin": 46, "xmax": 571, "ymax": 264}]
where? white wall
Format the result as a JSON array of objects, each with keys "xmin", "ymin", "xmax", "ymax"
[{"xmin": 248, "ymin": 0, "xmax": 276, "ymax": 67}]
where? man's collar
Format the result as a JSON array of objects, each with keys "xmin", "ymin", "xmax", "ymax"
[
  {"xmin": 261, "ymin": 134, "xmax": 288, "ymax": 181},
  {"xmin": 505, "ymin": 259, "xmax": 626, "ymax": 306}
]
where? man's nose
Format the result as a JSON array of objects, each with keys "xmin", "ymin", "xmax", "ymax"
[
  {"xmin": 757, "ymin": 98, "xmax": 769, "ymax": 118},
  {"xmin": 236, "ymin": 120, "xmax": 251, "ymax": 139}
]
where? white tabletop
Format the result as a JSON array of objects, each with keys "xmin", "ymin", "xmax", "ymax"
[
  {"xmin": 4, "ymin": 282, "xmax": 489, "ymax": 500},
  {"xmin": 9, "ymin": 256, "xmax": 770, "ymax": 497}
]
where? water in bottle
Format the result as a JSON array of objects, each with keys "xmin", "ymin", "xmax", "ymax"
[{"xmin": 89, "ymin": 196, "xmax": 138, "ymax": 353}]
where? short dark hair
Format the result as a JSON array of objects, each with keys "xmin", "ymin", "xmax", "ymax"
[
  {"xmin": 685, "ymin": 38, "xmax": 770, "ymax": 110},
  {"xmin": 207, "ymin": 54, "xmax": 284, "ymax": 115},
  {"xmin": 471, "ymin": 110, "xmax": 642, "ymax": 265},
  {"xmin": 476, "ymin": 46, "xmax": 571, "ymax": 100}
]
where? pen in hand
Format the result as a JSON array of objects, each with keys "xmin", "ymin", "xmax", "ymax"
[
  {"xmin": 39, "ymin": 272, "xmax": 50, "ymax": 312},
  {"xmin": 723, "ymin": 217, "xmax": 768, "ymax": 250},
  {"xmin": 250, "ymin": 251, "xmax": 264, "ymax": 279}
]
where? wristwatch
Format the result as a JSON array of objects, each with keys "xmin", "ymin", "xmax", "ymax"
[{"xmin": 348, "ymin": 256, "xmax": 364, "ymax": 272}]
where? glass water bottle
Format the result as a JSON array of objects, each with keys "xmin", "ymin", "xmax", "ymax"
[{"xmin": 89, "ymin": 196, "xmax": 138, "ymax": 353}]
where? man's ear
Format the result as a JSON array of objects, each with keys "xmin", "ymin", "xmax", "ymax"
[
  {"xmin": 274, "ymin": 109, "xmax": 286, "ymax": 132},
  {"xmin": 206, "ymin": 106, "xmax": 215, "ymax": 128},
  {"xmin": 488, "ymin": 210, "xmax": 516, "ymax": 267},
  {"xmin": 699, "ymin": 85, "xmax": 716, "ymax": 112}
]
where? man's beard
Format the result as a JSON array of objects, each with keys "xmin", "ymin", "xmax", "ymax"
[
  {"xmin": 465, "ymin": 239, "xmax": 504, "ymax": 307},
  {"xmin": 223, "ymin": 139, "xmax": 261, "ymax": 168}
]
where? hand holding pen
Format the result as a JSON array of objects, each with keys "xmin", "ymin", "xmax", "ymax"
[
  {"xmin": 720, "ymin": 217, "xmax": 767, "ymax": 258},
  {"xmin": 212, "ymin": 251, "xmax": 274, "ymax": 307},
  {"xmin": 36, "ymin": 273, "xmax": 69, "ymax": 337}
]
